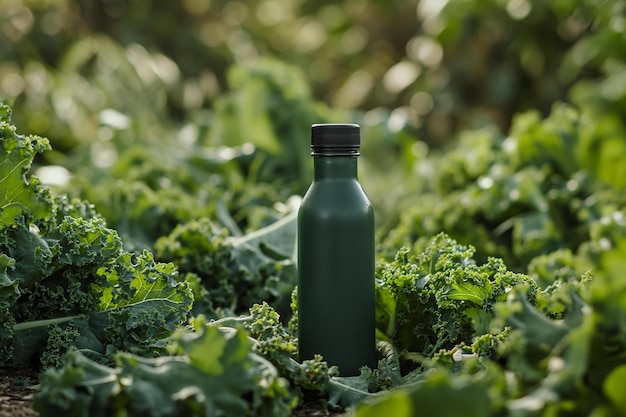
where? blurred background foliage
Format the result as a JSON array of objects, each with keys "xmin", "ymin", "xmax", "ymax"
[
  {"xmin": 1, "ymin": 0, "xmax": 626, "ymax": 267},
  {"xmin": 4, "ymin": 0, "xmax": 626, "ymax": 150}
]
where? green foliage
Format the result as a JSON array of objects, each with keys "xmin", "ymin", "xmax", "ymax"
[
  {"xmin": 8, "ymin": 242, "xmax": 194, "ymax": 368},
  {"xmin": 154, "ymin": 211, "xmax": 297, "ymax": 317},
  {"xmin": 353, "ymin": 365, "xmax": 497, "ymax": 417},
  {"xmin": 212, "ymin": 58, "xmax": 338, "ymax": 193},
  {"xmin": 33, "ymin": 317, "xmax": 297, "ymax": 417},
  {"xmin": 209, "ymin": 302, "xmax": 335, "ymax": 397},
  {"xmin": 355, "ymin": 237, "xmax": 626, "ymax": 416},
  {"xmin": 382, "ymin": 103, "xmax": 626, "ymax": 273},
  {"xmin": 68, "ymin": 126, "xmax": 293, "ymax": 251},
  {"xmin": 0, "ymin": 102, "xmax": 52, "ymax": 228},
  {"xmin": 357, "ymin": 102, "xmax": 626, "ymax": 415},
  {"xmin": 33, "ymin": 302, "xmax": 383, "ymax": 416},
  {"xmin": 0, "ymin": 105, "xmax": 193, "ymax": 368},
  {"xmin": 30, "ymin": 56, "xmax": 309, "ymax": 254},
  {"xmin": 244, "ymin": 303, "xmax": 300, "ymax": 375},
  {"xmin": 3, "ymin": 0, "xmax": 626, "ymax": 413},
  {"xmin": 376, "ymin": 234, "xmax": 536, "ymax": 372},
  {"xmin": 154, "ymin": 218, "xmax": 235, "ymax": 314},
  {"xmin": 6, "ymin": 0, "xmax": 626, "ymax": 150}
]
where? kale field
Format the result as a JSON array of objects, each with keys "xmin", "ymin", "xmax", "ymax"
[{"xmin": 2, "ymin": 1, "xmax": 626, "ymax": 416}]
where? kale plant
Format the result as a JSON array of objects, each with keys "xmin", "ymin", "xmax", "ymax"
[
  {"xmin": 0, "ymin": 103, "xmax": 193, "ymax": 368},
  {"xmin": 376, "ymin": 234, "xmax": 537, "ymax": 372}
]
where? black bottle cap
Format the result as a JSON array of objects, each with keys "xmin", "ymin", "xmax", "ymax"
[{"xmin": 311, "ymin": 124, "xmax": 360, "ymax": 155}]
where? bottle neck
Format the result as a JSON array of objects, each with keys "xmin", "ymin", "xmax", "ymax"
[{"xmin": 313, "ymin": 156, "xmax": 358, "ymax": 181}]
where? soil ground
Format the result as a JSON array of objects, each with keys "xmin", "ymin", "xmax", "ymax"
[
  {"xmin": 0, "ymin": 368, "xmax": 38, "ymax": 417},
  {"xmin": 0, "ymin": 367, "xmax": 345, "ymax": 417}
]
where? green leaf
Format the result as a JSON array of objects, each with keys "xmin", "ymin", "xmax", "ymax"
[
  {"xmin": 325, "ymin": 372, "xmax": 378, "ymax": 409},
  {"xmin": 376, "ymin": 234, "xmax": 535, "ymax": 365},
  {"xmin": 604, "ymin": 365, "xmax": 626, "ymax": 414},
  {"xmin": 352, "ymin": 388, "xmax": 413, "ymax": 417},
  {"xmin": 229, "ymin": 209, "xmax": 297, "ymax": 260},
  {"xmin": 6, "ymin": 225, "xmax": 53, "ymax": 287},
  {"xmin": 9, "ymin": 248, "xmax": 192, "ymax": 367},
  {"xmin": 33, "ymin": 351, "xmax": 118, "ymax": 417},
  {"xmin": 444, "ymin": 281, "xmax": 487, "ymax": 305},
  {"xmin": 179, "ymin": 323, "xmax": 230, "ymax": 376},
  {"xmin": 0, "ymin": 103, "xmax": 53, "ymax": 228},
  {"xmin": 354, "ymin": 368, "xmax": 493, "ymax": 417},
  {"xmin": 0, "ymin": 252, "xmax": 16, "ymax": 292},
  {"xmin": 155, "ymin": 211, "xmax": 296, "ymax": 316},
  {"xmin": 34, "ymin": 322, "xmax": 297, "ymax": 417}
]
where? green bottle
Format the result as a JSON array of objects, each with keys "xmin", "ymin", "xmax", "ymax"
[{"xmin": 297, "ymin": 123, "xmax": 376, "ymax": 376}]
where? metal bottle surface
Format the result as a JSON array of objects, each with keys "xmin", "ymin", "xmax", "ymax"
[{"xmin": 297, "ymin": 124, "xmax": 376, "ymax": 376}]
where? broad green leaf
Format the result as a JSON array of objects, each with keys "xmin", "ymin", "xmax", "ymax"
[
  {"xmin": 179, "ymin": 323, "xmax": 229, "ymax": 376},
  {"xmin": 354, "ymin": 369, "xmax": 492, "ymax": 417},
  {"xmin": 353, "ymin": 389, "xmax": 413, "ymax": 417},
  {"xmin": 445, "ymin": 281, "xmax": 487, "ymax": 305},
  {"xmin": 325, "ymin": 374, "xmax": 378, "ymax": 409},
  {"xmin": 6, "ymin": 225, "xmax": 53, "ymax": 287},
  {"xmin": 228, "ymin": 209, "xmax": 297, "ymax": 260},
  {"xmin": 0, "ymin": 104, "xmax": 53, "ymax": 228}
]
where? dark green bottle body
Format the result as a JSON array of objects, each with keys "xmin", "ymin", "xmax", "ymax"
[{"xmin": 297, "ymin": 156, "xmax": 376, "ymax": 376}]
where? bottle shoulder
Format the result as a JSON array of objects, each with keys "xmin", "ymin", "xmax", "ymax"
[
  {"xmin": 302, "ymin": 179, "xmax": 371, "ymax": 201},
  {"xmin": 299, "ymin": 179, "xmax": 373, "ymax": 217}
]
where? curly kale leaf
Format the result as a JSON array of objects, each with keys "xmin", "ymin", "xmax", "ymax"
[
  {"xmin": 0, "ymin": 103, "xmax": 53, "ymax": 228},
  {"xmin": 0, "ymin": 253, "xmax": 17, "ymax": 361},
  {"xmin": 95, "ymin": 250, "xmax": 193, "ymax": 355},
  {"xmin": 154, "ymin": 218, "xmax": 235, "ymax": 314},
  {"xmin": 0, "ymin": 102, "xmax": 194, "ymax": 368},
  {"xmin": 4, "ymin": 213, "xmax": 192, "ymax": 367},
  {"xmin": 360, "ymin": 237, "xmax": 625, "ymax": 416},
  {"xmin": 154, "ymin": 211, "xmax": 296, "ymax": 317},
  {"xmin": 207, "ymin": 302, "xmax": 393, "ymax": 413},
  {"xmin": 210, "ymin": 302, "xmax": 333, "ymax": 395},
  {"xmin": 355, "ymin": 276, "xmax": 590, "ymax": 416},
  {"xmin": 0, "ymin": 103, "xmax": 55, "ymax": 360},
  {"xmin": 376, "ymin": 234, "xmax": 537, "ymax": 369},
  {"xmin": 6, "ymin": 215, "xmax": 121, "ymax": 334}
]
